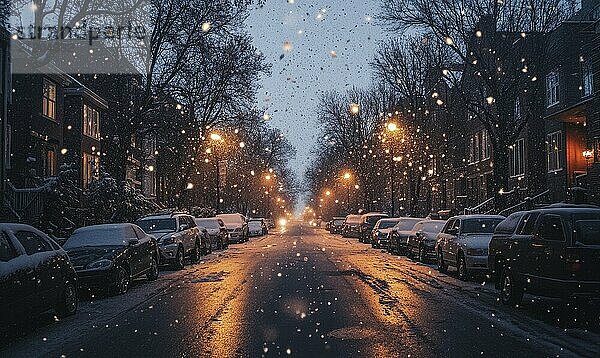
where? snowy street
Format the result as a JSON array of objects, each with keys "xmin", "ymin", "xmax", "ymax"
[{"xmin": 2, "ymin": 222, "xmax": 598, "ymax": 357}]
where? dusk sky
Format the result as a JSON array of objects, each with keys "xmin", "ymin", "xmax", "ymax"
[{"xmin": 247, "ymin": 0, "xmax": 387, "ymax": 177}]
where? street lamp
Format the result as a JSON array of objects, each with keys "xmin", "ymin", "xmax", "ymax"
[
  {"xmin": 210, "ymin": 132, "xmax": 224, "ymax": 213},
  {"xmin": 349, "ymin": 103, "xmax": 360, "ymax": 115},
  {"xmin": 386, "ymin": 122, "xmax": 400, "ymax": 216},
  {"xmin": 342, "ymin": 172, "xmax": 352, "ymax": 213}
]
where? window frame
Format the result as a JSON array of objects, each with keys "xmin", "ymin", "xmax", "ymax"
[
  {"xmin": 0, "ymin": 231, "xmax": 19, "ymax": 262},
  {"xmin": 83, "ymin": 104, "xmax": 101, "ymax": 139},
  {"xmin": 510, "ymin": 138, "xmax": 526, "ymax": 178},
  {"xmin": 546, "ymin": 71, "xmax": 560, "ymax": 107},
  {"xmin": 14, "ymin": 230, "xmax": 54, "ymax": 255},
  {"xmin": 82, "ymin": 153, "xmax": 99, "ymax": 188},
  {"xmin": 42, "ymin": 79, "xmax": 57, "ymax": 120},
  {"xmin": 546, "ymin": 131, "xmax": 563, "ymax": 173},
  {"xmin": 582, "ymin": 61, "xmax": 593, "ymax": 98},
  {"xmin": 536, "ymin": 214, "xmax": 566, "ymax": 242}
]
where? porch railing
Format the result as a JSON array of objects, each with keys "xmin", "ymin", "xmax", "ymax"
[
  {"xmin": 464, "ymin": 197, "xmax": 494, "ymax": 215},
  {"xmin": 5, "ymin": 182, "xmax": 45, "ymax": 222},
  {"xmin": 498, "ymin": 189, "xmax": 551, "ymax": 217}
]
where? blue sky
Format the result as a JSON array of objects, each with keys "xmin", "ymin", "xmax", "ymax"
[{"xmin": 247, "ymin": 0, "xmax": 386, "ymax": 178}]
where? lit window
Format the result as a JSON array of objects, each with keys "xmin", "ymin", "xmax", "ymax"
[
  {"xmin": 42, "ymin": 80, "xmax": 57, "ymax": 119},
  {"xmin": 83, "ymin": 104, "xmax": 100, "ymax": 139},
  {"xmin": 547, "ymin": 131, "xmax": 563, "ymax": 172},
  {"xmin": 83, "ymin": 153, "xmax": 99, "ymax": 188}
]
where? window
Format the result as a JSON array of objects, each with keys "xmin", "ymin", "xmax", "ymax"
[
  {"xmin": 45, "ymin": 149, "xmax": 57, "ymax": 177},
  {"xmin": 5, "ymin": 124, "xmax": 11, "ymax": 170},
  {"xmin": 14, "ymin": 230, "xmax": 53, "ymax": 255},
  {"xmin": 547, "ymin": 131, "xmax": 563, "ymax": 172},
  {"xmin": 494, "ymin": 212, "xmax": 524, "ymax": 234},
  {"xmin": 510, "ymin": 138, "xmax": 525, "ymax": 177},
  {"xmin": 0, "ymin": 232, "xmax": 18, "ymax": 262},
  {"xmin": 83, "ymin": 153, "xmax": 99, "ymax": 188},
  {"xmin": 443, "ymin": 219, "xmax": 455, "ymax": 234},
  {"xmin": 582, "ymin": 62, "xmax": 593, "ymax": 97},
  {"xmin": 517, "ymin": 212, "xmax": 540, "ymax": 235},
  {"xmin": 514, "ymin": 97, "xmax": 521, "ymax": 119},
  {"xmin": 481, "ymin": 129, "xmax": 491, "ymax": 160},
  {"xmin": 83, "ymin": 104, "xmax": 100, "ymax": 139},
  {"xmin": 546, "ymin": 71, "xmax": 559, "ymax": 107},
  {"xmin": 42, "ymin": 79, "xmax": 57, "ymax": 119},
  {"xmin": 537, "ymin": 215, "xmax": 565, "ymax": 241}
]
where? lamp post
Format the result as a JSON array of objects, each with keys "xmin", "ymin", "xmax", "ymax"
[
  {"xmin": 386, "ymin": 122, "xmax": 399, "ymax": 217},
  {"xmin": 343, "ymin": 172, "xmax": 351, "ymax": 213},
  {"xmin": 210, "ymin": 133, "xmax": 223, "ymax": 213}
]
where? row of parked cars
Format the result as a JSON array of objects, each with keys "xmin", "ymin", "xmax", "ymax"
[
  {"xmin": 0, "ymin": 212, "xmax": 274, "ymax": 326},
  {"xmin": 326, "ymin": 204, "xmax": 600, "ymax": 306}
]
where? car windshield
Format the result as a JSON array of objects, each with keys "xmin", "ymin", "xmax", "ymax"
[
  {"xmin": 395, "ymin": 219, "xmax": 422, "ymax": 231},
  {"xmin": 64, "ymin": 227, "xmax": 131, "ymax": 248},
  {"xmin": 462, "ymin": 218, "xmax": 503, "ymax": 234},
  {"xmin": 136, "ymin": 218, "xmax": 176, "ymax": 233},
  {"xmin": 248, "ymin": 221, "xmax": 262, "ymax": 228},
  {"xmin": 195, "ymin": 219, "xmax": 220, "ymax": 229},
  {"xmin": 333, "ymin": 219, "xmax": 345, "ymax": 225},
  {"xmin": 421, "ymin": 222, "xmax": 445, "ymax": 233},
  {"xmin": 379, "ymin": 221, "xmax": 398, "ymax": 229}
]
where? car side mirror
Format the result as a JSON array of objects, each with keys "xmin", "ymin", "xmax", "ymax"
[{"xmin": 129, "ymin": 238, "xmax": 140, "ymax": 246}]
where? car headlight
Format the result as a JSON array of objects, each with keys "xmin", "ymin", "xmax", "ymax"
[
  {"xmin": 161, "ymin": 236, "xmax": 175, "ymax": 245},
  {"xmin": 87, "ymin": 259, "xmax": 113, "ymax": 270},
  {"xmin": 466, "ymin": 248, "xmax": 488, "ymax": 256}
]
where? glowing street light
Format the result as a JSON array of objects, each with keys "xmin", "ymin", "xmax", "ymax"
[
  {"xmin": 210, "ymin": 133, "xmax": 222, "ymax": 141},
  {"xmin": 343, "ymin": 172, "xmax": 351, "ymax": 180},
  {"xmin": 325, "ymin": 190, "xmax": 331, "ymax": 196},
  {"xmin": 349, "ymin": 103, "xmax": 360, "ymax": 115},
  {"xmin": 386, "ymin": 122, "xmax": 398, "ymax": 132}
]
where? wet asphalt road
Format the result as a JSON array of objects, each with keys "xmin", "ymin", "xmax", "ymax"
[{"xmin": 2, "ymin": 222, "xmax": 599, "ymax": 357}]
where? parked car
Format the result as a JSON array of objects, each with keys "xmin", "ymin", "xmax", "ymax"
[
  {"xmin": 489, "ymin": 206, "xmax": 600, "ymax": 305},
  {"xmin": 64, "ymin": 224, "xmax": 159, "ymax": 295},
  {"xmin": 265, "ymin": 218, "xmax": 276, "ymax": 229},
  {"xmin": 136, "ymin": 213, "xmax": 206, "ymax": 270},
  {"xmin": 195, "ymin": 217, "xmax": 229, "ymax": 250},
  {"xmin": 248, "ymin": 218, "xmax": 268, "ymax": 237},
  {"xmin": 370, "ymin": 218, "xmax": 401, "ymax": 248},
  {"xmin": 406, "ymin": 220, "xmax": 447, "ymax": 262},
  {"xmin": 359, "ymin": 212, "xmax": 389, "ymax": 243},
  {"xmin": 329, "ymin": 217, "xmax": 346, "ymax": 234},
  {"xmin": 388, "ymin": 217, "xmax": 425, "ymax": 254},
  {"xmin": 217, "ymin": 213, "xmax": 249, "ymax": 243},
  {"xmin": 0, "ymin": 224, "xmax": 78, "ymax": 324},
  {"xmin": 342, "ymin": 215, "xmax": 362, "ymax": 238},
  {"xmin": 435, "ymin": 215, "xmax": 505, "ymax": 280}
]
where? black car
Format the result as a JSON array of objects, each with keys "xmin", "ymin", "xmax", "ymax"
[
  {"xmin": 64, "ymin": 224, "xmax": 159, "ymax": 295},
  {"xmin": 358, "ymin": 213, "xmax": 389, "ymax": 243},
  {"xmin": 0, "ymin": 224, "xmax": 78, "ymax": 324},
  {"xmin": 329, "ymin": 217, "xmax": 346, "ymax": 234},
  {"xmin": 489, "ymin": 206, "xmax": 600, "ymax": 305},
  {"xmin": 406, "ymin": 220, "xmax": 446, "ymax": 262}
]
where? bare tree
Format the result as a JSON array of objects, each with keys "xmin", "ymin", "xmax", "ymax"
[{"xmin": 380, "ymin": 0, "xmax": 577, "ymax": 209}]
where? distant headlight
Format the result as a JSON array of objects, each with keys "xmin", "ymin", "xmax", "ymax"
[
  {"xmin": 467, "ymin": 248, "xmax": 488, "ymax": 256},
  {"xmin": 161, "ymin": 236, "xmax": 175, "ymax": 245},
  {"xmin": 87, "ymin": 259, "xmax": 113, "ymax": 270}
]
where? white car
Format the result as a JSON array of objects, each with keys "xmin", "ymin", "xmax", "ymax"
[
  {"xmin": 217, "ymin": 213, "xmax": 248, "ymax": 243},
  {"xmin": 435, "ymin": 215, "xmax": 505, "ymax": 280}
]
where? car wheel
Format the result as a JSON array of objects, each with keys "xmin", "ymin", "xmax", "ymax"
[
  {"xmin": 174, "ymin": 247, "xmax": 185, "ymax": 270},
  {"xmin": 112, "ymin": 266, "xmax": 130, "ymax": 295},
  {"xmin": 457, "ymin": 252, "xmax": 469, "ymax": 281},
  {"xmin": 418, "ymin": 245, "xmax": 426, "ymax": 263},
  {"xmin": 191, "ymin": 241, "xmax": 201, "ymax": 262},
  {"xmin": 437, "ymin": 249, "xmax": 448, "ymax": 273},
  {"xmin": 56, "ymin": 281, "xmax": 78, "ymax": 317},
  {"xmin": 500, "ymin": 268, "xmax": 524, "ymax": 306},
  {"xmin": 147, "ymin": 255, "xmax": 159, "ymax": 281}
]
